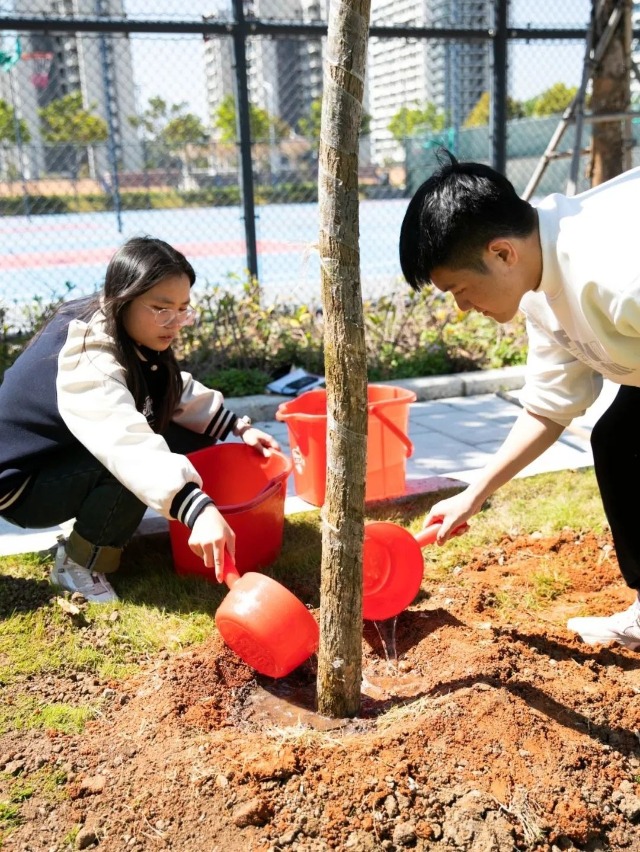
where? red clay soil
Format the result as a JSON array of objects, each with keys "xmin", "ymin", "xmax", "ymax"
[{"xmin": 3, "ymin": 528, "xmax": 640, "ymax": 851}]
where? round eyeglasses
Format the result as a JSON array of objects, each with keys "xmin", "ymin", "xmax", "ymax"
[{"xmin": 142, "ymin": 303, "xmax": 197, "ymax": 328}]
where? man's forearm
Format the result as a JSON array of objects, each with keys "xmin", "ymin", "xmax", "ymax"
[{"xmin": 464, "ymin": 408, "xmax": 565, "ymax": 510}]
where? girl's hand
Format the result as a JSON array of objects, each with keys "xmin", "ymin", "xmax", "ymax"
[
  {"xmin": 188, "ymin": 504, "xmax": 236, "ymax": 582},
  {"xmin": 242, "ymin": 426, "xmax": 280, "ymax": 456},
  {"xmin": 234, "ymin": 417, "xmax": 280, "ymax": 457}
]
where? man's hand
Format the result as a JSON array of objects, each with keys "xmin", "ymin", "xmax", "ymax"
[{"xmin": 424, "ymin": 490, "xmax": 480, "ymax": 544}]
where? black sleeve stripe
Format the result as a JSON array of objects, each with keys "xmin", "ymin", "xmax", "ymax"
[
  {"xmin": 170, "ymin": 482, "xmax": 198, "ymax": 520},
  {"xmin": 183, "ymin": 492, "xmax": 214, "ymax": 528},
  {"xmin": 170, "ymin": 483, "xmax": 213, "ymax": 528},
  {"xmin": 205, "ymin": 408, "xmax": 237, "ymax": 441}
]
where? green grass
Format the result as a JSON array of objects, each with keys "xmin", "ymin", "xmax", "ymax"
[
  {"xmin": 418, "ymin": 468, "xmax": 607, "ymax": 580},
  {"xmin": 0, "ymin": 696, "xmax": 96, "ymax": 735},
  {"xmin": 0, "ymin": 800, "xmax": 22, "ymax": 836},
  {"xmin": 524, "ymin": 567, "xmax": 572, "ymax": 608},
  {"xmin": 0, "ymin": 467, "xmax": 605, "ymax": 727},
  {"xmin": 0, "ymin": 769, "xmax": 68, "ymax": 846},
  {"xmin": 490, "ymin": 566, "xmax": 572, "ymax": 614}
]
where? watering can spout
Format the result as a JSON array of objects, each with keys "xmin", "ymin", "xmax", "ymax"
[
  {"xmin": 221, "ymin": 551, "xmax": 241, "ymax": 589},
  {"xmin": 414, "ymin": 521, "xmax": 469, "ymax": 548}
]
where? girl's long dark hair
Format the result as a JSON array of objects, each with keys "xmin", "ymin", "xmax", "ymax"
[{"xmin": 79, "ymin": 236, "xmax": 196, "ymax": 432}]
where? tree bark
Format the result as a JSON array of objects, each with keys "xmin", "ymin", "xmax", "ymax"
[
  {"xmin": 588, "ymin": 0, "xmax": 631, "ymax": 184},
  {"xmin": 316, "ymin": 0, "xmax": 371, "ymax": 719}
]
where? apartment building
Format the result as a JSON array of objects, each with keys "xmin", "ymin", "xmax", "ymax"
[
  {"xmin": 204, "ymin": 0, "xmax": 324, "ymax": 134},
  {"xmin": 1, "ymin": 0, "xmax": 141, "ymax": 180},
  {"xmin": 368, "ymin": 0, "xmax": 491, "ymax": 165}
]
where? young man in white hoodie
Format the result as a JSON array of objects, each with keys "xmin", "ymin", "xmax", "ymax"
[{"xmin": 399, "ymin": 151, "xmax": 640, "ymax": 650}]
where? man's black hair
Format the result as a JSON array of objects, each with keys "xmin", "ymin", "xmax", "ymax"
[{"xmin": 399, "ymin": 149, "xmax": 537, "ymax": 291}]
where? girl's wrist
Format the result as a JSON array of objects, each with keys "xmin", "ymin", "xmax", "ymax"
[{"xmin": 233, "ymin": 415, "xmax": 253, "ymax": 438}]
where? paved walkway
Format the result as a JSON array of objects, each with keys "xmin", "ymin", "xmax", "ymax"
[{"xmin": 0, "ymin": 368, "xmax": 618, "ymax": 558}]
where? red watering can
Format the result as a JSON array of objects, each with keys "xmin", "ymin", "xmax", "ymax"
[
  {"xmin": 362, "ymin": 521, "xmax": 468, "ymax": 621},
  {"xmin": 215, "ymin": 551, "xmax": 319, "ymax": 678}
]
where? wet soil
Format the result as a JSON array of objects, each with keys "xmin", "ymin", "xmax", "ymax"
[{"xmin": 2, "ymin": 527, "xmax": 640, "ymax": 851}]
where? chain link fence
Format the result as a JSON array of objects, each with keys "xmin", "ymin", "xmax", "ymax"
[
  {"xmin": 407, "ymin": 114, "xmax": 640, "ymax": 199},
  {"xmin": 0, "ymin": 0, "xmax": 635, "ymax": 324}
]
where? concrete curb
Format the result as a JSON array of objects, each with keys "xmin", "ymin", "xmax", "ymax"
[{"xmin": 226, "ymin": 365, "xmax": 527, "ymax": 422}]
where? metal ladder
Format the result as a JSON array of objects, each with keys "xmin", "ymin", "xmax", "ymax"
[{"xmin": 522, "ymin": 0, "xmax": 634, "ymax": 201}]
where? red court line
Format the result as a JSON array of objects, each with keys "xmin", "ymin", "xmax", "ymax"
[
  {"xmin": 180, "ymin": 239, "xmax": 309, "ymax": 257},
  {"xmin": 3, "ymin": 240, "xmax": 308, "ymax": 269},
  {"xmin": 0, "ymin": 221, "xmax": 104, "ymax": 234},
  {"xmin": 3, "ymin": 246, "xmax": 116, "ymax": 270}
]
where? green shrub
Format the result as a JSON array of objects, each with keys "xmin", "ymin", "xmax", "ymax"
[
  {"xmin": 1, "ymin": 286, "xmax": 76, "ymax": 377},
  {"xmin": 256, "ymin": 183, "xmax": 318, "ymax": 204},
  {"xmin": 0, "ymin": 195, "xmax": 71, "ymax": 215},
  {"xmin": 199, "ymin": 367, "xmax": 271, "ymax": 397},
  {"xmin": 175, "ymin": 276, "xmax": 528, "ymax": 393},
  {"xmin": 1, "ymin": 275, "xmax": 527, "ymax": 396},
  {"xmin": 0, "ymin": 184, "xmax": 401, "ymax": 215}
]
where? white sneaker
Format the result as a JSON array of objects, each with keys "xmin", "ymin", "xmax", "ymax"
[
  {"xmin": 50, "ymin": 541, "xmax": 119, "ymax": 604},
  {"xmin": 567, "ymin": 596, "xmax": 640, "ymax": 650}
]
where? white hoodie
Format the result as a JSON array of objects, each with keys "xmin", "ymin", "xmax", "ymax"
[{"xmin": 519, "ymin": 166, "xmax": 640, "ymax": 427}]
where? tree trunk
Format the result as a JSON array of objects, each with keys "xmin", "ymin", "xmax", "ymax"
[
  {"xmin": 588, "ymin": 0, "xmax": 631, "ymax": 185},
  {"xmin": 316, "ymin": 0, "xmax": 371, "ymax": 719}
]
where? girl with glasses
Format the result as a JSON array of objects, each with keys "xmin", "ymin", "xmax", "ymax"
[{"xmin": 0, "ymin": 236, "xmax": 279, "ymax": 603}]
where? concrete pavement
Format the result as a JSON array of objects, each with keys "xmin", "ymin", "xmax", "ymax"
[{"xmin": 0, "ymin": 366, "xmax": 617, "ymax": 557}]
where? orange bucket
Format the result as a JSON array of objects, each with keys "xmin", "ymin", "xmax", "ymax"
[
  {"xmin": 276, "ymin": 385, "xmax": 416, "ymax": 506},
  {"xmin": 169, "ymin": 443, "xmax": 292, "ymax": 580}
]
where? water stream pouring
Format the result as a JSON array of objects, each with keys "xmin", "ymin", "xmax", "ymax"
[
  {"xmin": 362, "ymin": 521, "xmax": 468, "ymax": 621},
  {"xmin": 215, "ymin": 552, "xmax": 319, "ymax": 678}
]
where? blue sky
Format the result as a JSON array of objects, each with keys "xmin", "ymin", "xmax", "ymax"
[{"xmin": 508, "ymin": 0, "xmax": 589, "ymax": 100}]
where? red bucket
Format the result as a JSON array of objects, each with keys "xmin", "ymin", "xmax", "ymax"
[
  {"xmin": 169, "ymin": 443, "xmax": 292, "ymax": 580},
  {"xmin": 276, "ymin": 384, "xmax": 416, "ymax": 506}
]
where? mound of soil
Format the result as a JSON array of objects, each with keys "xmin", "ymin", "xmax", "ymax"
[{"xmin": 3, "ymin": 528, "xmax": 640, "ymax": 851}]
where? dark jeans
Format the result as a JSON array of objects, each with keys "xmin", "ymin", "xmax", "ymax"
[
  {"xmin": 2, "ymin": 424, "xmax": 218, "ymax": 573},
  {"xmin": 591, "ymin": 384, "xmax": 640, "ymax": 590}
]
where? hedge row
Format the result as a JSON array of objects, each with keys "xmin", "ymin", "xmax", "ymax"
[{"xmin": 0, "ymin": 181, "xmax": 404, "ymax": 216}]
